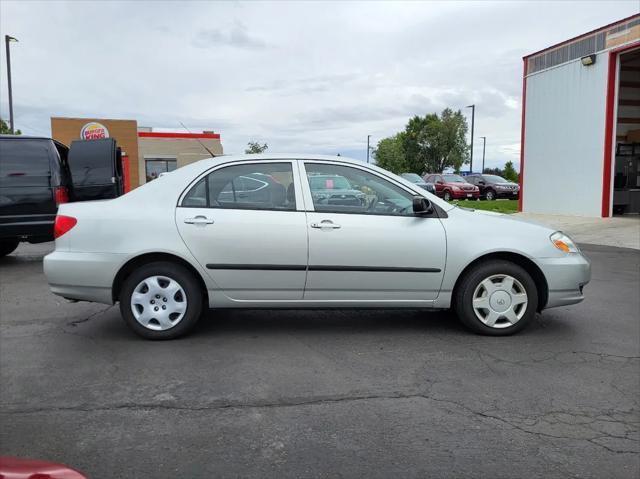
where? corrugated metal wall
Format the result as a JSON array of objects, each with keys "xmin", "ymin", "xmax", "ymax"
[{"xmin": 522, "ymin": 52, "xmax": 609, "ymax": 217}]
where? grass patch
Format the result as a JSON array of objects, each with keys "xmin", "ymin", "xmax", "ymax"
[{"xmin": 449, "ymin": 199, "xmax": 519, "ymax": 214}]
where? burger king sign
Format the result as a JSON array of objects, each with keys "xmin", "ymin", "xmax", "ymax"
[{"xmin": 80, "ymin": 122, "xmax": 109, "ymax": 140}]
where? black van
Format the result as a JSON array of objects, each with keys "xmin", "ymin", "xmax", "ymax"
[
  {"xmin": 0, "ymin": 135, "xmax": 72, "ymax": 256},
  {"xmin": 0, "ymin": 135, "xmax": 125, "ymax": 257}
]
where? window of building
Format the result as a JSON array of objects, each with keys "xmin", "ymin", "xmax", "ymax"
[{"xmin": 145, "ymin": 158, "xmax": 177, "ymax": 182}]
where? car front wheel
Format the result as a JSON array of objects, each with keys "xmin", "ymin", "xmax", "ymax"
[
  {"xmin": 119, "ymin": 261, "xmax": 203, "ymax": 339},
  {"xmin": 443, "ymin": 190, "xmax": 452, "ymax": 201},
  {"xmin": 485, "ymin": 189, "xmax": 496, "ymax": 201},
  {"xmin": 454, "ymin": 260, "xmax": 538, "ymax": 336}
]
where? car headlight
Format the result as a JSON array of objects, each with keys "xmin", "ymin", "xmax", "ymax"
[{"xmin": 550, "ymin": 232, "xmax": 580, "ymax": 253}]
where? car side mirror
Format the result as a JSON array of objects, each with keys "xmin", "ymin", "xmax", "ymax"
[
  {"xmin": 436, "ymin": 180, "xmax": 443, "ymax": 185},
  {"xmin": 412, "ymin": 196, "xmax": 433, "ymax": 215},
  {"xmin": 478, "ymin": 181, "xmax": 485, "ymax": 185}
]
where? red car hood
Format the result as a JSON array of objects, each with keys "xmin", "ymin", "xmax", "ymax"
[{"xmin": 0, "ymin": 457, "xmax": 87, "ymax": 479}]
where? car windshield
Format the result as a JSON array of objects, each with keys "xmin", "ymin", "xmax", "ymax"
[
  {"xmin": 483, "ymin": 175, "xmax": 509, "ymax": 183},
  {"xmin": 309, "ymin": 175, "xmax": 352, "ymax": 190},
  {"xmin": 402, "ymin": 173, "xmax": 423, "ymax": 183},
  {"xmin": 443, "ymin": 174, "xmax": 467, "ymax": 182}
]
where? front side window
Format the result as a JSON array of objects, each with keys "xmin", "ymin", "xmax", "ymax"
[
  {"xmin": 182, "ymin": 162, "xmax": 296, "ymax": 211},
  {"xmin": 305, "ymin": 163, "xmax": 415, "ymax": 216},
  {"xmin": 146, "ymin": 158, "xmax": 177, "ymax": 182}
]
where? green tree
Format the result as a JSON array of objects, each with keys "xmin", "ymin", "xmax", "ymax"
[
  {"xmin": 0, "ymin": 118, "xmax": 21, "ymax": 135},
  {"xmin": 373, "ymin": 133, "xmax": 407, "ymax": 174},
  {"xmin": 503, "ymin": 161, "xmax": 519, "ymax": 183},
  {"xmin": 402, "ymin": 108, "xmax": 469, "ymax": 174},
  {"xmin": 245, "ymin": 141, "xmax": 268, "ymax": 154}
]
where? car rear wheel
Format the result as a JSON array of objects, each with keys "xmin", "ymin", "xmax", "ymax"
[
  {"xmin": 443, "ymin": 190, "xmax": 452, "ymax": 201},
  {"xmin": 119, "ymin": 261, "xmax": 203, "ymax": 339},
  {"xmin": 485, "ymin": 189, "xmax": 496, "ymax": 201},
  {"xmin": 454, "ymin": 260, "xmax": 538, "ymax": 336},
  {"xmin": 0, "ymin": 239, "xmax": 20, "ymax": 258}
]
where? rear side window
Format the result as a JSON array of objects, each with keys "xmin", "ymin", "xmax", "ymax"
[
  {"xmin": 0, "ymin": 139, "xmax": 53, "ymax": 187},
  {"xmin": 182, "ymin": 162, "xmax": 296, "ymax": 211}
]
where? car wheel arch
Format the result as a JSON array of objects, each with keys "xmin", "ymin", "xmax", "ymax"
[
  {"xmin": 112, "ymin": 252, "xmax": 209, "ymax": 306},
  {"xmin": 451, "ymin": 252, "xmax": 548, "ymax": 312}
]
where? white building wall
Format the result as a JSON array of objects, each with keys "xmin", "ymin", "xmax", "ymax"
[{"xmin": 522, "ymin": 52, "xmax": 609, "ymax": 217}]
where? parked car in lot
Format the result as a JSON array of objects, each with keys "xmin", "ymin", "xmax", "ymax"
[
  {"xmin": 400, "ymin": 173, "xmax": 435, "ymax": 194},
  {"xmin": 466, "ymin": 174, "xmax": 520, "ymax": 200},
  {"xmin": 0, "ymin": 136, "xmax": 126, "ymax": 257},
  {"xmin": 423, "ymin": 173, "xmax": 479, "ymax": 201},
  {"xmin": 308, "ymin": 173, "xmax": 366, "ymax": 206},
  {"xmin": 0, "ymin": 135, "xmax": 72, "ymax": 257},
  {"xmin": 44, "ymin": 154, "xmax": 590, "ymax": 339}
]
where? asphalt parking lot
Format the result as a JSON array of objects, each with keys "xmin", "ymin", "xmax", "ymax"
[{"xmin": 1, "ymin": 242, "xmax": 638, "ymax": 479}]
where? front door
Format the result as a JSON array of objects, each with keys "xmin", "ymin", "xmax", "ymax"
[
  {"xmin": 176, "ymin": 161, "xmax": 308, "ymax": 301},
  {"xmin": 300, "ymin": 161, "xmax": 446, "ymax": 304}
]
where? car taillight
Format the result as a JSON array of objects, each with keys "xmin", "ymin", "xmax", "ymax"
[
  {"xmin": 54, "ymin": 215, "xmax": 77, "ymax": 239},
  {"xmin": 55, "ymin": 186, "xmax": 70, "ymax": 206}
]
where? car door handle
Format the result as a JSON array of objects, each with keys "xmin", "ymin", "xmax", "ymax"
[
  {"xmin": 310, "ymin": 220, "xmax": 341, "ymax": 229},
  {"xmin": 184, "ymin": 215, "xmax": 214, "ymax": 225}
]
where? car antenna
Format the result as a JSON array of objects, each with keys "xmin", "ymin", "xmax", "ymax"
[{"xmin": 179, "ymin": 121, "xmax": 216, "ymax": 158}]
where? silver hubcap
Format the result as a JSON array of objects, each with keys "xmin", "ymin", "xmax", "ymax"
[
  {"xmin": 472, "ymin": 274, "xmax": 528, "ymax": 329},
  {"xmin": 130, "ymin": 275, "xmax": 187, "ymax": 331}
]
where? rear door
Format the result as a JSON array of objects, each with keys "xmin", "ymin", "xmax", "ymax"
[
  {"xmin": 175, "ymin": 161, "xmax": 308, "ymax": 301},
  {"xmin": 0, "ymin": 138, "xmax": 56, "ymax": 239},
  {"xmin": 68, "ymin": 139, "xmax": 122, "ymax": 201}
]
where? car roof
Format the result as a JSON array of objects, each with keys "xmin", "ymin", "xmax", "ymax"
[{"xmin": 0, "ymin": 134, "xmax": 53, "ymax": 141}]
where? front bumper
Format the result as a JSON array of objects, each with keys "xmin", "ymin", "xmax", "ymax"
[
  {"xmin": 537, "ymin": 253, "xmax": 591, "ymax": 309},
  {"xmin": 451, "ymin": 190, "xmax": 479, "ymax": 199},
  {"xmin": 495, "ymin": 189, "xmax": 520, "ymax": 199}
]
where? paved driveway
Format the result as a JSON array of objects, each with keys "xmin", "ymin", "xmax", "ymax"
[{"xmin": 1, "ymin": 243, "xmax": 638, "ymax": 479}]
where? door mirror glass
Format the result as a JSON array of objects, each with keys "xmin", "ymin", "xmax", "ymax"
[{"xmin": 412, "ymin": 196, "xmax": 432, "ymax": 215}]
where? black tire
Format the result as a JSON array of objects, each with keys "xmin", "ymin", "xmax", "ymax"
[
  {"xmin": 443, "ymin": 190, "xmax": 452, "ymax": 201},
  {"xmin": 0, "ymin": 240, "xmax": 20, "ymax": 258},
  {"xmin": 453, "ymin": 260, "xmax": 538, "ymax": 336},
  {"xmin": 485, "ymin": 189, "xmax": 496, "ymax": 201},
  {"xmin": 119, "ymin": 261, "xmax": 203, "ymax": 340}
]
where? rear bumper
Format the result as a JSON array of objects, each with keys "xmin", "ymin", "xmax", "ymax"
[
  {"xmin": 43, "ymin": 250, "xmax": 126, "ymax": 304},
  {"xmin": 538, "ymin": 253, "xmax": 591, "ymax": 309}
]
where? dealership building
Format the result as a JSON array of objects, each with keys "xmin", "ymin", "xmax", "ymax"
[
  {"xmin": 521, "ymin": 14, "xmax": 640, "ymax": 217},
  {"xmin": 51, "ymin": 117, "xmax": 223, "ymax": 189}
]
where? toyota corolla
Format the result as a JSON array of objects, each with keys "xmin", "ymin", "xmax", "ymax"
[{"xmin": 44, "ymin": 154, "xmax": 590, "ymax": 339}]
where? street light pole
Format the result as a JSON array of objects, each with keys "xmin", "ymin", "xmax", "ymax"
[
  {"xmin": 367, "ymin": 135, "xmax": 371, "ymax": 163},
  {"xmin": 479, "ymin": 136, "xmax": 486, "ymax": 173},
  {"xmin": 466, "ymin": 104, "xmax": 475, "ymax": 173},
  {"xmin": 5, "ymin": 35, "xmax": 18, "ymax": 134}
]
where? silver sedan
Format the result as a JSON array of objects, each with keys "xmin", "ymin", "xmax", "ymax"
[{"xmin": 44, "ymin": 154, "xmax": 590, "ymax": 339}]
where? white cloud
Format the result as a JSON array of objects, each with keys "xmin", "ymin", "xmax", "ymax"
[{"xmin": 1, "ymin": 0, "xmax": 638, "ymax": 170}]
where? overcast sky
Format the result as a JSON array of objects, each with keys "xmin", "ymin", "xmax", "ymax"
[{"xmin": 1, "ymin": 1, "xmax": 638, "ymax": 169}]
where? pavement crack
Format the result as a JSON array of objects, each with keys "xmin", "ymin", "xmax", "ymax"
[{"xmin": 67, "ymin": 305, "xmax": 114, "ymax": 327}]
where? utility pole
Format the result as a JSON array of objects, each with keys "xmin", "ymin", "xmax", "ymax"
[
  {"xmin": 5, "ymin": 35, "xmax": 18, "ymax": 134},
  {"xmin": 466, "ymin": 104, "xmax": 475, "ymax": 173},
  {"xmin": 366, "ymin": 135, "xmax": 371, "ymax": 163},
  {"xmin": 479, "ymin": 136, "xmax": 486, "ymax": 173}
]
